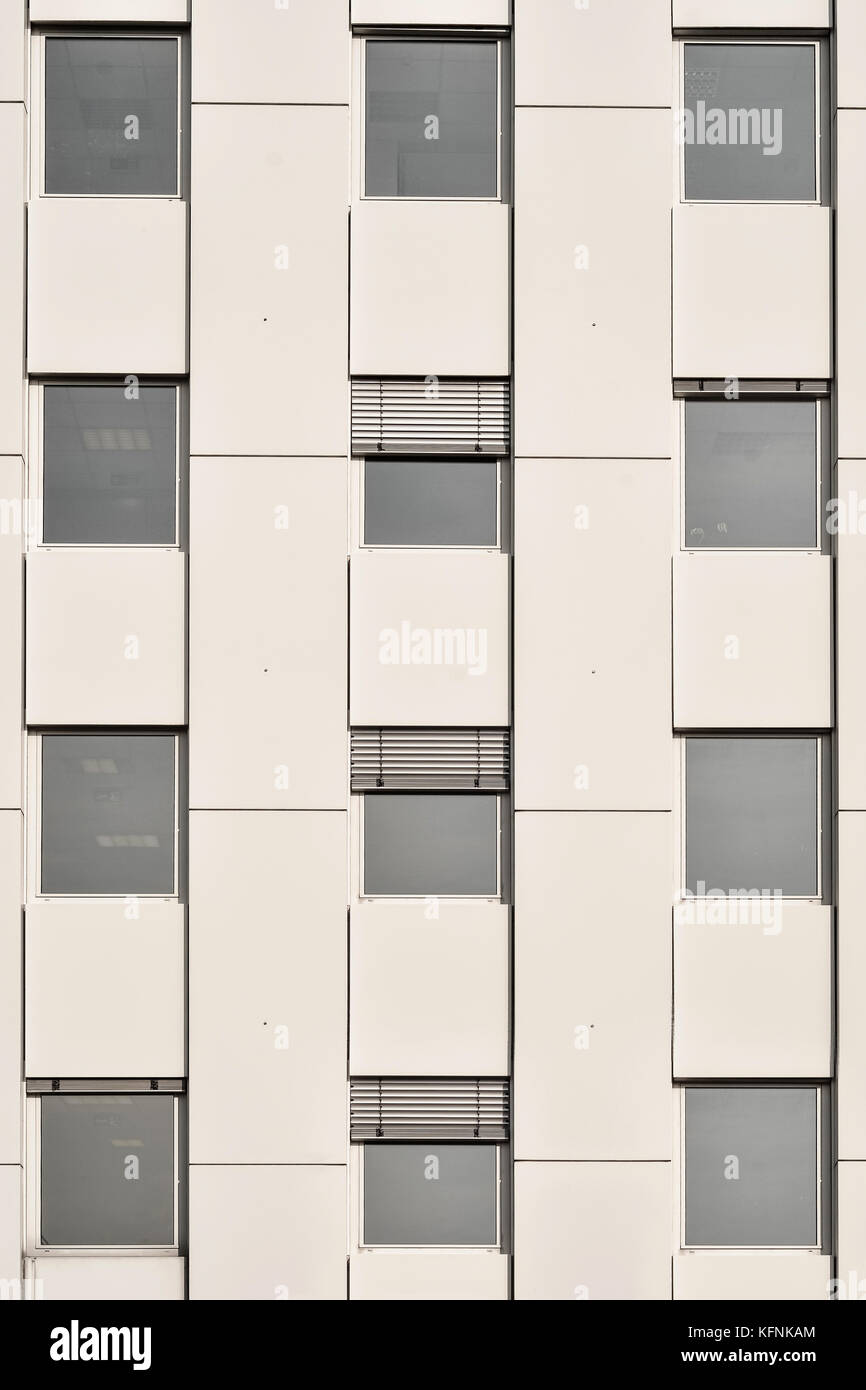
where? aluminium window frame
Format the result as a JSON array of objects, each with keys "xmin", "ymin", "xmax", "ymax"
[
  {"xmin": 355, "ymin": 1141, "xmax": 504, "ymax": 1252},
  {"xmin": 353, "ymin": 790, "xmax": 503, "ymax": 903},
  {"xmin": 353, "ymin": 453, "xmax": 503, "ymax": 551}
]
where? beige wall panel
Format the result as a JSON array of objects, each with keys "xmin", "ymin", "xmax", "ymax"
[
  {"xmin": 26, "ymin": 550, "xmax": 186, "ymax": 728},
  {"xmin": 837, "ymin": 464, "xmax": 866, "ymax": 809},
  {"xmin": 189, "ymin": 1165, "xmax": 346, "ymax": 1300},
  {"xmin": 31, "ymin": 2, "xmax": 189, "ymax": 17},
  {"xmin": 352, "ymin": 1, "xmax": 509, "ymax": 23},
  {"xmin": 350, "ymin": 549, "xmax": 509, "ymax": 727},
  {"xmin": 349, "ymin": 901, "xmax": 508, "ymax": 1076},
  {"xmin": 673, "ymin": 206, "xmax": 832, "ymax": 379},
  {"xmin": 837, "ymin": 3, "xmax": 866, "ymax": 109},
  {"xmin": 0, "ymin": 1167, "xmax": 21, "ymax": 1285},
  {"xmin": 24, "ymin": 900, "xmax": 184, "ymax": 1079},
  {"xmin": 837, "ymin": 116, "xmax": 866, "ymax": 456},
  {"xmin": 515, "ymin": 0, "xmax": 670, "ymax": 108},
  {"xmin": 515, "ymin": 814, "xmax": 672, "ymax": 1160},
  {"xmin": 350, "ymin": 201, "xmax": 509, "ymax": 377},
  {"xmin": 514, "ymin": 458, "xmax": 672, "ymax": 811},
  {"xmin": 189, "ymin": 812, "xmax": 347, "ymax": 1164},
  {"xmin": 189, "ymin": 458, "xmax": 346, "ymax": 810},
  {"xmin": 837, "ymin": 815, "xmax": 866, "ymax": 1158},
  {"xmin": 673, "ymin": 553, "xmax": 832, "ymax": 731},
  {"xmin": 514, "ymin": 1161, "xmax": 672, "ymax": 1300},
  {"xmin": 673, "ymin": 903, "xmax": 833, "ymax": 1079},
  {"xmin": 0, "ymin": 109, "xmax": 25, "ymax": 456},
  {"xmin": 0, "ymin": 3, "xmax": 25, "ymax": 108},
  {"xmin": 190, "ymin": 107, "xmax": 347, "ymax": 456},
  {"xmin": 34, "ymin": 1256, "xmax": 184, "ymax": 1300},
  {"xmin": 192, "ymin": 0, "xmax": 348, "ymax": 104},
  {"xmin": 0, "ymin": 459, "xmax": 23, "ymax": 810},
  {"xmin": 674, "ymin": 1254, "xmax": 832, "ymax": 1301},
  {"xmin": 836, "ymin": 1163, "xmax": 866, "ymax": 1296},
  {"xmin": 0, "ymin": 815, "xmax": 22, "ymax": 1165},
  {"xmin": 514, "ymin": 109, "xmax": 671, "ymax": 458},
  {"xmin": 673, "ymin": 0, "xmax": 831, "ymax": 24},
  {"xmin": 27, "ymin": 200, "xmax": 187, "ymax": 376},
  {"xmin": 351, "ymin": 1250, "xmax": 508, "ymax": 1300}
]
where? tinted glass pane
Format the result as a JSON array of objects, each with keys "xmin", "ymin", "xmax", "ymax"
[
  {"xmin": 685, "ymin": 1088, "xmax": 817, "ymax": 1246},
  {"xmin": 685, "ymin": 401, "xmax": 817, "ymax": 548},
  {"xmin": 366, "ymin": 41, "xmax": 498, "ymax": 197},
  {"xmin": 364, "ymin": 1144, "xmax": 497, "ymax": 1245},
  {"xmin": 684, "ymin": 44, "xmax": 816, "ymax": 201},
  {"xmin": 42, "ymin": 735, "xmax": 175, "ymax": 895},
  {"xmin": 365, "ymin": 458, "xmax": 498, "ymax": 546},
  {"xmin": 686, "ymin": 738, "xmax": 817, "ymax": 896},
  {"xmin": 43, "ymin": 385, "xmax": 177, "ymax": 544},
  {"xmin": 364, "ymin": 794, "xmax": 497, "ymax": 896},
  {"xmin": 45, "ymin": 37, "xmax": 178, "ymax": 196},
  {"xmin": 41, "ymin": 1094, "xmax": 175, "ymax": 1246}
]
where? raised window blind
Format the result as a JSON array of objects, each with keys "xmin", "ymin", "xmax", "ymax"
[
  {"xmin": 351, "ymin": 378, "xmax": 510, "ymax": 456},
  {"xmin": 351, "ymin": 1078, "xmax": 510, "ymax": 1141},
  {"xmin": 351, "ymin": 727, "xmax": 510, "ymax": 791}
]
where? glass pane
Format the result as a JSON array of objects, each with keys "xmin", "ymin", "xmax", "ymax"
[
  {"xmin": 685, "ymin": 1088, "xmax": 817, "ymax": 1246},
  {"xmin": 364, "ymin": 794, "xmax": 497, "ymax": 896},
  {"xmin": 365, "ymin": 458, "xmax": 498, "ymax": 546},
  {"xmin": 686, "ymin": 737, "xmax": 817, "ymax": 897},
  {"xmin": 365, "ymin": 40, "xmax": 498, "ymax": 198},
  {"xmin": 41, "ymin": 1094, "xmax": 175, "ymax": 1246},
  {"xmin": 41, "ymin": 735, "xmax": 176, "ymax": 895},
  {"xmin": 364, "ymin": 1144, "xmax": 497, "ymax": 1245},
  {"xmin": 42, "ymin": 385, "xmax": 177, "ymax": 545},
  {"xmin": 45, "ymin": 37, "xmax": 179, "ymax": 196},
  {"xmin": 683, "ymin": 44, "xmax": 816, "ymax": 201},
  {"xmin": 685, "ymin": 401, "xmax": 817, "ymax": 549}
]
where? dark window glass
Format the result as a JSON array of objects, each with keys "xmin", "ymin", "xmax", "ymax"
[
  {"xmin": 364, "ymin": 793, "xmax": 498, "ymax": 896},
  {"xmin": 365, "ymin": 458, "xmax": 498, "ymax": 546},
  {"xmin": 364, "ymin": 1144, "xmax": 497, "ymax": 1245}
]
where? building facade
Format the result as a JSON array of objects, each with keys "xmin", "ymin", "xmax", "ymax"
[{"xmin": 0, "ymin": 0, "xmax": 864, "ymax": 1301}]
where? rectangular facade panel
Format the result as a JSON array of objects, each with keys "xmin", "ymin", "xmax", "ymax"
[
  {"xmin": 837, "ymin": 115, "xmax": 866, "ymax": 456},
  {"xmin": 350, "ymin": 549, "xmax": 509, "ymax": 728},
  {"xmin": 33, "ymin": 1257, "xmax": 185, "ymax": 1301},
  {"xmin": 0, "ymin": 1167, "xmax": 21, "ymax": 1285},
  {"xmin": 350, "ymin": 1250, "xmax": 508, "ymax": 1301},
  {"xmin": 673, "ymin": 553, "xmax": 833, "ymax": 730},
  {"xmin": 349, "ymin": 901, "xmax": 508, "ymax": 1076},
  {"xmin": 836, "ymin": 1162, "xmax": 866, "ymax": 1295},
  {"xmin": 31, "ymin": 3, "xmax": 189, "ymax": 17},
  {"xmin": 24, "ymin": 900, "xmax": 184, "ymax": 1079},
  {"xmin": 514, "ymin": 1161, "xmax": 672, "ymax": 1300},
  {"xmin": 673, "ymin": 1254, "xmax": 832, "ymax": 1301},
  {"xmin": 27, "ymin": 200, "xmax": 187, "ymax": 376},
  {"xmin": 837, "ymin": 814, "xmax": 866, "ymax": 1158},
  {"xmin": 189, "ymin": 1166, "xmax": 347, "ymax": 1300},
  {"xmin": 836, "ymin": 462, "xmax": 866, "ymax": 810},
  {"xmin": 837, "ymin": 2, "xmax": 866, "ymax": 109},
  {"xmin": 514, "ymin": 813, "xmax": 672, "ymax": 1160},
  {"xmin": 189, "ymin": 106, "xmax": 348, "ymax": 457},
  {"xmin": 350, "ymin": 201, "xmax": 509, "ymax": 378},
  {"xmin": 673, "ymin": 0, "xmax": 831, "ymax": 24},
  {"xmin": 189, "ymin": 812, "xmax": 347, "ymax": 1164},
  {"xmin": 514, "ymin": 108, "xmax": 671, "ymax": 459},
  {"xmin": 0, "ymin": 814, "xmax": 22, "ymax": 1165},
  {"xmin": 26, "ymin": 550, "xmax": 186, "ymax": 728},
  {"xmin": 673, "ymin": 206, "xmax": 832, "ymax": 380},
  {"xmin": 515, "ymin": 0, "xmax": 670, "ymax": 108},
  {"xmin": 0, "ymin": 3, "xmax": 24, "ymax": 108},
  {"xmin": 192, "ymin": 0, "xmax": 348, "ymax": 104},
  {"xmin": 514, "ymin": 458, "xmax": 672, "ymax": 811},
  {"xmin": 351, "ymin": 1, "xmax": 509, "ymax": 23},
  {"xmin": 189, "ymin": 458, "xmax": 346, "ymax": 810},
  {"xmin": 0, "ymin": 458, "xmax": 23, "ymax": 810},
  {"xmin": 0, "ymin": 108, "xmax": 25, "ymax": 456}
]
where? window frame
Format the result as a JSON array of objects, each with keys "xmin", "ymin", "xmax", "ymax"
[
  {"xmin": 356, "ymin": 790, "xmax": 503, "ymax": 903},
  {"xmin": 26, "ymin": 1091, "xmax": 182, "ymax": 1258},
  {"xmin": 358, "ymin": 1141, "xmax": 503, "ymax": 1251},
  {"xmin": 678, "ymin": 395, "xmax": 824, "ymax": 553},
  {"xmin": 355, "ymin": 454, "xmax": 503, "ymax": 551},
  {"xmin": 28, "ymin": 731, "xmax": 182, "ymax": 902},
  {"xmin": 356, "ymin": 31, "xmax": 508, "ymax": 204},
  {"xmin": 677, "ymin": 1084, "xmax": 824, "ymax": 1253},
  {"xmin": 31, "ymin": 28, "xmax": 185, "ymax": 201},
  {"xmin": 27, "ymin": 379, "xmax": 184, "ymax": 551},
  {"xmin": 677, "ymin": 38, "xmax": 822, "ymax": 207}
]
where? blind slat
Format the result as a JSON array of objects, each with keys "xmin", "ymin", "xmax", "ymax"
[
  {"xmin": 351, "ymin": 728, "xmax": 510, "ymax": 790},
  {"xmin": 351, "ymin": 1078, "xmax": 510, "ymax": 1140},
  {"xmin": 352, "ymin": 378, "xmax": 510, "ymax": 456}
]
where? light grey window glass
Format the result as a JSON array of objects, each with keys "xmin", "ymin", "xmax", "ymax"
[
  {"xmin": 365, "ymin": 41, "xmax": 498, "ymax": 198},
  {"xmin": 43, "ymin": 385, "xmax": 177, "ymax": 544},
  {"xmin": 41, "ymin": 1095, "xmax": 175, "ymax": 1246},
  {"xmin": 41, "ymin": 735, "xmax": 176, "ymax": 896},
  {"xmin": 685, "ymin": 1088, "xmax": 817, "ymax": 1247},
  {"xmin": 686, "ymin": 738, "xmax": 818, "ymax": 897},
  {"xmin": 365, "ymin": 458, "xmax": 498, "ymax": 546},
  {"xmin": 364, "ymin": 1144, "xmax": 497, "ymax": 1245},
  {"xmin": 685, "ymin": 401, "xmax": 817, "ymax": 549},
  {"xmin": 364, "ymin": 794, "xmax": 497, "ymax": 896},
  {"xmin": 45, "ymin": 37, "xmax": 179, "ymax": 196},
  {"xmin": 684, "ymin": 44, "xmax": 816, "ymax": 201}
]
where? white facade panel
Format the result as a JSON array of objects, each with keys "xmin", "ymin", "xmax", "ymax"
[
  {"xmin": 673, "ymin": 0, "xmax": 831, "ymax": 25},
  {"xmin": 0, "ymin": 4, "xmax": 25, "ymax": 104},
  {"xmin": 350, "ymin": 548, "xmax": 509, "ymax": 727},
  {"xmin": 0, "ymin": 1167, "xmax": 21, "ymax": 1285},
  {"xmin": 836, "ymin": 1162, "xmax": 866, "ymax": 1296},
  {"xmin": 351, "ymin": 1, "xmax": 509, "ymax": 23},
  {"xmin": 837, "ymin": 115, "xmax": 866, "ymax": 456},
  {"xmin": 0, "ymin": 815, "xmax": 22, "ymax": 1166},
  {"xmin": 515, "ymin": 0, "xmax": 670, "ymax": 109},
  {"xmin": 837, "ymin": 815, "xmax": 866, "ymax": 1158},
  {"xmin": 0, "ymin": 108, "xmax": 25, "ymax": 456},
  {"xmin": 31, "ymin": 2, "xmax": 188, "ymax": 17},
  {"xmin": 33, "ymin": 1257, "xmax": 184, "ymax": 1301},
  {"xmin": 350, "ymin": 1250, "xmax": 508, "ymax": 1301},
  {"xmin": 837, "ymin": 2, "xmax": 866, "ymax": 110},
  {"xmin": 0, "ymin": 458, "xmax": 23, "ymax": 810},
  {"xmin": 674, "ymin": 1254, "xmax": 832, "ymax": 1302},
  {"xmin": 836, "ymin": 462, "xmax": 866, "ymax": 810},
  {"xmin": 192, "ymin": 0, "xmax": 348, "ymax": 104}
]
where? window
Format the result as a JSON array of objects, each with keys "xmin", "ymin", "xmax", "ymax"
[
  {"xmin": 684, "ymin": 399, "xmax": 819, "ymax": 550},
  {"xmin": 685, "ymin": 737, "xmax": 819, "ymax": 897},
  {"xmin": 364, "ymin": 39, "xmax": 501, "ymax": 199},
  {"xmin": 363, "ymin": 793, "xmax": 499, "ymax": 897},
  {"xmin": 364, "ymin": 457, "xmax": 498, "ymax": 547},
  {"xmin": 684, "ymin": 1087, "xmax": 820, "ymax": 1248},
  {"xmin": 40, "ymin": 384, "xmax": 179, "ymax": 546},
  {"xmin": 40, "ymin": 734, "xmax": 177, "ymax": 896},
  {"xmin": 40, "ymin": 1092, "xmax": 178, "ymax": 1248},
  {"xmin": 682, "ymin": 43, "xmax": 818, "ymax": 202},
  {"xmin": 363, "ymin": 1144, "xmax": 499, "ymax": 1247},
  {"xmin": 43, "ymin": 36, "xmax": 180, "ymax": 196}
]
